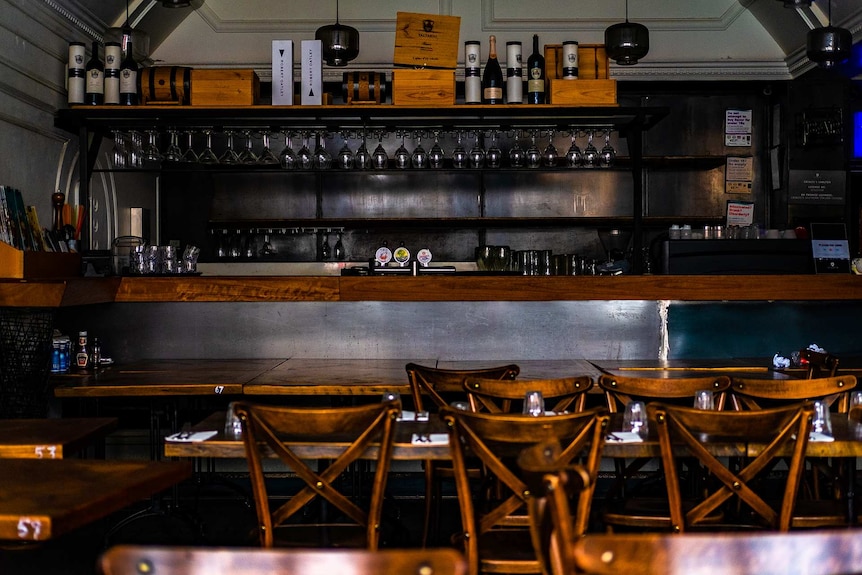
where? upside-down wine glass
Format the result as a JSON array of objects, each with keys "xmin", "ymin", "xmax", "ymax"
[
  {"xmin": 428, "ymin": 131, "xmax": 445, "ymax": 169},
  {"xmin": 526, "ymin": 131, "xmax": 542, "ymax": 168},
  {"xmin": 354, "ymin": 131, "xmax": 371, "ymax": 169},
  {"xmin": 582, "ymin": 131, "xmax": 599, "ymax": 168},
  {"xmin": 394, "ymin": 131, "xmax": 410, "ymax": 169},
  {"xmin": 411, "ymin": 131, "xmax": 427, "ymax": 168},
  {"xmin": 258, "ymin": 131, "xmax": 280, "ymax": 165},
  {"xmin": 600, "ymin": 129, "xmax": 616, "ymax": 168},
  {"xmin": 469, "ymin": 131, "xmax": 485, "ymax": 168},
  {"xmin": 164, "ymin": 129, "xmax": 183, "ymax": 163},
  {"xmin": 542, "ymin": 130, "xmax": 558, "ymax": 167},
  {"xmin": 313, "ymin": 131, "xmax": 332, "ymax": 169},
  {"xmin": 238, "ymin": 130, "xmax": 259, "ymax": 165},
  {"xmin": 297, "ymin": 131, "xmax": 314, "ymax": 169},
  {"xmin": 486, "ymin": 130, "xmax": 502, "ymax": 168},
  {"xmin": 372, "ymin": 131, "xmax": 388, "ymax": 170},
  {"xmin": 219, "ymin": 130, "xmax": 240, "ymax": 165},
  {"xmin": 180, "ymin": 130, "xmax": 199, "ymax": 163},
  {"xmin": 142, "ymin": 130, "xmax": 164, "ymax": 168},
  {"xmin": 451, "ymin": 131, "xmax": 468, "ymax": 169},
  {"xmin": 508, "ymin": 131, "xmax": 525, "ymax": 168},
  {"xmin": 279, "ymin": 131, "xmax": 297, "ymax": 170},
  {"xmin": 565, "ymin": 130, "xmax": 582, "ymax": 168},
  {"xmin": 337, "ymin": 131, "xmax": 354, "ymax": 169},
  {"xmin": 111, "ymin": 130, "xmax": 127, "ymax": 169},
  {"xmin": 198, "ymin": 129, "xmax": 219, "ymax": 164}
]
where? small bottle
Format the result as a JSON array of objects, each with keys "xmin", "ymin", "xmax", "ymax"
[
  {"xmin": 562, "ymin": 41, "xmax": 579, "ymax": 79},
  {"xmin": 67, "ymin": 42, "xmax": 86, "ymax": 105},
  {"xmin": 85, "ymin": 40, "xmax": 104, "ymax": 105},
  {"xmin": 527, "ymin": 34, "xmax": 546, "ymax": 104},
  {"xmin": 464, "ymin": 41, "xmax": 481, "ymax": 105},
  {"xmin": 75, "ymin": 330, "xmax": 90, "ymax": 370},
  {"xmin": 51, "ymin": 341, "xmax": 61, "ymax": 373},
  {"xmin": 103, "ymin": 41, "xmax": 122, "ymax": 105},
  {"xmin": 505, "ymin": 41, "xmax": 523, "ymax": 104},
  {"xmin": 482, "ymin": 35, "xmax": 503, "ymax": 105},
  {"xmin": 119, "ymin": 38, "xmax": 138, "ymax": 106},
  {"xmin": 90, "ymin": 337, "xmax": 102, "ymax": 369},
  {"xmin": 60, "ymin": 340, "xmax": 70, "ymax": 372}
]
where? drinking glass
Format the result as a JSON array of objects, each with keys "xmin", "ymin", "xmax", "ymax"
[
  {"xmin": 526, "ymin": 131, "xmax": 541, "ymax": 168},
  {"xmin": 565, "ymin": 130, "xmax": 582, "ymax": 168},
  {"xmin": 334, "ymin": 231, "xmax": 345, "ymax": 260},
  {"xmin": 180, "ymin": 130, "xmax": 199, "ymax": 163},
  {"xmin": 623, "ymin": 400, "xmax": 648, "ymax": 438},
  {"xmin": 258, "ymin": 131, "xmax": 280, "ymax": 165},
  {"xmin": 219, "ymin": 130, "xmax": 240, "ymax": 165},
  {"xmin": 451, "ymin": 131, "xmax": 468, "ymax": 168},
  {"xmin": 321, "ymin": 231, "xmax": 331, "ymax": 260},
  {"xmin": 238, "ymin": 130, "xmax": 259, "ymax": 165},
  {"xmin": 411, "ymin": 132, "xmax": 427, "ymax": 168},
  {"xmin": 164, "ymin": 129, "xmax": 183, "ymax": 162},
  {"xmin": 371, "ymin": 131, "xmax": 388, "ymax": 169},
  {"xmin": 142, "ymin": 130, "xmax": 164, "ymax": 167},
  {"xmin": 523, "ymin": 390, "xmax": 544, "ymax": 417},
  {"xmin": 485, "ymin": 130, "xmax": 502, "ymax": 168},
  {"xmin": 297, "ymin": 132, "xmax": 314, "ymax": 169},
  {"xmin": 693, "ymin": 390, "xmax": 715, "ymax": 410},
  {"xmin": 337, "ymin": 132, "xmax": 354, "ymax": 169},
  {"xmin": 542, "ymin": 130, "xmax": 558, "ymax": 167},
  {"xmin": 279, "ymin": 131, "xmax": 298, "ymax": 170},
  {"xmin": 394, "ymin": 131, "xmax": 410, "ymax": 169},
  {"xmin": 812, "ymin": 400, "xmax": 832, "ymax": 436},
  {"xmin": 111, "ymin": 130, "xmax": 127, "ymax": 168},
  {"xmin": 469, "ymin": 131, "xmax": 485, "ymax": 168},
  {"xmin": 428, "ymin": 131, "xmax": 445, "ymax": 168},
  {"xmin": 128, "ymin": 131, "xmax": 143, "ymax": 168},
  {"xmin": 313, "ymin": 132, "xmax": 332, "ymax": 169},
  {"xmin": 582, "ymin": 131, "xmax": 599, "ymax": 168},
  {"xmin": 599, "ymin": 129, "xmax": 616, "ymax": 168},
  {"xmin": 354, "ymin": 132, "xmax": 371, "ymax": 169},
  {"xmin": 508, "ymin": 132, "xmax": 525, "ymax": 168},
  {"xmin": 198, "ymin": 129, "xmax": 219, "ymax": 164},
  {"xmin": 224, "ymin": 401, "xmax": 243, "ymax": 440}
]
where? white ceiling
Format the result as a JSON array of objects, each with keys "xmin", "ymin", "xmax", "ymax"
[{"xmin": 72, "ymin": 0, "xmax": 862, "ymax": 81}]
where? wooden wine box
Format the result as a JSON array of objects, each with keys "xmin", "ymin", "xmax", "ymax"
[
  {"xmin": 190, "ymin": 69, "xmax": 260, "ymax": 106},
  {"xmin": 547, "ymin": 79, "xmax": 618, "ymax": 106},
  {"xmin": 392, "ymin": 70, "xmax": 456, "ymax": 106},
  {"xmin": 0, "ymin": 242, "xmax": 81, "ymax": 279},
  {"xmin": 544, "ymin": 44, "xmax": 610, "ymax": 80}
]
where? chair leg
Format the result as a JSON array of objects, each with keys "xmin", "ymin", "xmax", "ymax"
[{"xmin": 422, "ymin": 461, "xmax": 435, "ymax": 547}]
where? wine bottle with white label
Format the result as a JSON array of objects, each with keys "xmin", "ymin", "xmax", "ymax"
[
  {"xmin": 119, "ymin": 38, "xmax": 138, "ymax": 106},
  {"xmin": 464, "ymin": 41, "xmax": 481, "ymax": 105},
  {"xmin": 527, "ymin": 34, "xmax": 545, "ymax": 104},
  {"xmin": 506, "ymin": 41, "xmax": 523, "ymax": 104},
  {"xmin": 84, "ymin": 41, "xmax": 104, "ymax": 105},
  {"xmin": 482, "ymin": 35, "xmax": 503, "ymax": 105}
]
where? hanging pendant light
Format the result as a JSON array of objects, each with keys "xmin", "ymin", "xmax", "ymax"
[
  {"xmin": 604, "ymin": 0, "xmax": 649, "ymax": 66},
  {"xmin": 315, "ymin": 0, "xmax": 359, "ymax": 67},
  {"xmin": 806, "ymin": 0, "xmax": 852, "ymax": 69},
  {"xmin": 776, "ymin": 0, "xmax": 812, "ymax": 7},
  {"xmin": 162, "ymin": 0, "xmax": 191, "ymax": 7},
  {"xmin": 105, "ymin": 0, "xmax": 151, "ymax": 65}
]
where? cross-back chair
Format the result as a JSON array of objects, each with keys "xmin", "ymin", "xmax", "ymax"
[
  {"xmin": 405, "ymin": 362, "xmax": 520, "ymax": 546},
  {"xmin": 463, "ymin": 375, "xmax": 593, "ymax": 415},
  {"xmin": 649, "ymin": 401, "xmax": 814, "ymax": 532},
  {"xmin": 233, "ymin": 399, "xmax": 399, "ymax": 549},
  {"xmin": 442, "ymin": 406, "xmax": 609, "ymax": 575}
]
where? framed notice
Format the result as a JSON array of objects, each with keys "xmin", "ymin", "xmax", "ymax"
[{"xmin": 788, "ymin": 170, "xmax": 846, "ymax": 204}]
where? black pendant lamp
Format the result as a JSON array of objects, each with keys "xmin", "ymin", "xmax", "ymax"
[
  {"xmin": 777, "ymin": 0, "xmax": 812, "ymax": 7},
  {"xmin": 604, "ymin": 0, "xmax": 649, "ymax": 66},
  {"xmin": 315, "ymin": 0, "xmax": 359, "ymax": 67},
  {"xmin": 806, "ymin": 0, "xmax": 852, "ymax": 69},
  {"xmin": 162, "ymin": 0, "xmax": 191, "ymax": 7}
]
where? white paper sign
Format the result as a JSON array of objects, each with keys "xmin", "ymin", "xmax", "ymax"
[
  {"xmin": 726, "ymin": 200, "xmax": 754, "ymax": 226},
  {"xmin": 725, "ymin": 109, "xmax": 752, "ymax": 147}
]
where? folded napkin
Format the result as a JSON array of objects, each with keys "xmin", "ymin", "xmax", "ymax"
[
  {"xmin": 606, "ymin": 431, "xmax": 644, "ymax": 443},
  {"xmin": 809, "ymin": 431, "xmax": 834, "ymax": 443},
  {"xmin": 165, "ymin": 430, "xmax": 218, "ymax": 443},
  {"xmin": 411, "ymin": 433, "xmax": 449, "ymax": 445}
]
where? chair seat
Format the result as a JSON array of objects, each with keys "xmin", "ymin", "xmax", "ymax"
[
  {"xmin": 791, "ymin": 499, "xmax": 854, "ymax": 528},
  {"xmin": 272, "ymin": 524, "xmax": 369, "ymax": 548},
  {"xmin": 603, "ymin": 497, "xmax": 725, "ymax": 531}
]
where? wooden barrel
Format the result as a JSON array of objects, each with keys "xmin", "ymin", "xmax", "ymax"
[
  {"xmin": 342, "ymin": 71, "xmax": 387, "ymax": 105},
  {"xmin": 139, "ymin": 66, "xmax": 192, "ymax": 105}
]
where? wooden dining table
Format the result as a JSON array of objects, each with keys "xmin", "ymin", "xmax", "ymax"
[
  {"xmin": 0, "ymin": 459, "xmax": 191, "ymax": 541},
  {"xmin": 0, "ymin": 417, "xmax": 117, "ymax": 459}
]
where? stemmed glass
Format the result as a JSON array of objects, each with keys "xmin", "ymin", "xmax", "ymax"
[
  {"xmin": 599, "ymin": 129, "xmax": 616, "ymax": 168},
  {"xmin": 279, "ymin": 131, "xmax": 298, "ymax": 169},
  {"xmin": 238, "ymin": 130, "xmax": 259, "ymax": 165},
  {"xmin": 337, "ymin": 132, "xmax": 354, "ymax": 169},
  {"xmin": 508, "ymin": 131, "xmax": 525, "ymax": 168},
  {"xmin": 451, "ymin": 131, "xmax": 468, "ymax": 169},
  {"xmin": 198, "ymin": 129, "xmax": 219, "ymax": 164},
  {"xmin": 394, "ymin": 131, "xmax": 410, "ymax": 169},
  {"xmin": 542, "ymin": 130, "xmax": 558, "ymax": 167},
  {"xmin": 371, "ymin": 131, "xmax": 388, "ymax": 170},
  {"xmin": 411, "ymin": 131, "xmax": 427, "ymax": 168},
  {"xmin": 128, "ymin": 131, "xmax": 143, "ymax": 168},
  {"xmin": 428, "ymin": 131, "xmax": 445, "ymax": 169},
  {"xmin": 469, "ymin": 131, "xmax": 485, "ymax": 168},
  {"xmin": 297, "ymin": 131, "xmax": 314, "ymax": 169},
  {"xmin": 565, "ymin": 130, "xmax": 582, "ymax": 168},
  {"xmin": 582, "ymin": 131, "xmax": 599, "ymax": 168},
  {"xmin": 219, "ymin": 130, "xmax": 241, "ymax": 165},
  {"xmin": 142, "ymin": 130, "xmax": 164, "ymax": 167},
  {"xmin": 334, "ymin": 231, "xmax": 345, "ymax": 260},
  {"xmin": 180, "ymin": 130, "xmax": 199, "ymax": 163},
  {"xmin": 164, "ymin": 129, "xmax": 183, "ymax": 162},
  {"xmin": 258, "ymin": 131, "xmax": 280, "ymax": 165},
  {"xmin": 354, "ymin": 131, "xmax": 371, "ymax": 169},
  {"xmin": 111, "ymin": 130, "xmax": 127, "ymax": 169},
  {"xmin": 313, "ymin": 131, "xmax": 332, "ymax": 169},
  {"xmin": 526, "ymin": 131, "xmax": 541, "ymax": 169},
  {"xmin": 486, "ymin": 130, "xmax": 502, "ymax": 168}
]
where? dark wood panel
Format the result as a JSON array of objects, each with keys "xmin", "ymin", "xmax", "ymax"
[{"xmin": 115, "ymin": 276, "xmax": 340, "ymax": 302}]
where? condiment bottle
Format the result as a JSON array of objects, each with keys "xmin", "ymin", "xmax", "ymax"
[{"xmin": 75, "ymin": 330, "xmax": 91, "ymax": 370}]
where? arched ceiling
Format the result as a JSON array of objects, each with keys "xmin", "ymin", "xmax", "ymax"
[{"xmin": 65, "ymin": 0, "xmax": 862, "ymax": 81}]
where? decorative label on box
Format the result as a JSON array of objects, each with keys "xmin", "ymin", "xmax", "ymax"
[
  {"xmin": 272, "ymin": 40, "xmax": 294, "ymax": 106},
  {"xmin": 394, "ymin": 12, "xmax": 460, "ymax": 69},
  {"xmin": 301, "ymin": 40, "xmax": 322, "ymax": 105}
]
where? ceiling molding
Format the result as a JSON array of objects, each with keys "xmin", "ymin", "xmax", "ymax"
[
  {"xmin": 38, "ymin": 0, "xmax": 106, "ymax": 41},
  {"xmin": 610, "ymin": 61, "xmax": 793, "ymax": 82}
]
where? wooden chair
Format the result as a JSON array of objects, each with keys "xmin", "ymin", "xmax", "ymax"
[
  {"xmin": 649, "ymin": 401, "xmax": 814, "ymax": 532},
  {"xmin": 596, "ymin": 373, "xmax": 732, "ymax": 531},
  {"xmin": 405, "ymin": 362, "xmax": 520, "ymax": 546},
  {"xmin": 729, "ymin": 374, "xmax": 858, "ymax": 527},
  {"xmin": 232, "ymin": 399, "xmax": 400, "ymax": 549},
  {"xmin": 442, "ymin": 406, "xmax": 609, "ymax": 575},
  {"xmin": 99, "ymin": 545, "xmax": 468, "ymax": 575},
  {"xmin": 463, "ymin": 375, "xmax": 593, "ymax": 415}
]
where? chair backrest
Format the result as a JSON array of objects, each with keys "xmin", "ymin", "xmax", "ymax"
[
  {"xmin": 799, "ymin": 348, "xmax": 840, "ymax": 379},
  {"xmin": 567, "ymin": 531, "xmax": 862, "ymax": 575},
  {"xmin": 464, "ymin": 375, "xmax": 593, "ymax": 414},
  {"xmin": 648, "ymin": 401, "xmax": 814, "ymax": 533},
  {"xmin": 730, "ymin": 375, "xmax": 856, "ymax": 412},
  {"xmin": 99, "ymin": 545, "xmax": 468, "ymax": 575},
  {"xmin": 442, "ymin": 406, "xmax": 609, "ymax": 575},
  {"xmin": 405, "ymin": 362, "xmax": 520, "ymax": 412},
  {"xmin": 597, "ymin": 373, "xmax": 732, "ymax": 412},
  {"xmin": 233, "ymin": 399, "xmax": 400, "ymax": 549}
]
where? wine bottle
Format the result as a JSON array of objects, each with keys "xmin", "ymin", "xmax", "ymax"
[
  {"xmin": 119, "ymin": 38, "xmax": 138, "ymax": 106},
  {"xmin": 84, "ymin": 41, "xmax": 104, "ymax": 105},
  {"xmin": 482, "ymin": 35, "xmax": 503, "ymax": 105},
  {"xmin": 464, "ymin": 40, "xmax": 481, "ymax": 105},
  {"xmin": 103, "ymin": 41, "xmax": 121, "ymax": 105},
  {"xmin": 67, "ymin": 42, "xmax": 86, "ymax": 105},
  {"xmin": 527, "ymin": 34, "xmax": 545, "ymax": 104},
  {"xmin": 505, "ymin": 41, "xmax": 523, "ymax": 104}
]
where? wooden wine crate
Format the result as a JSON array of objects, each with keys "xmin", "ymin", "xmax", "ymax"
[
  {"xmin": 544, "ymin": 44, "xmax": 609, "ymax": 80},
  {"xmin": 392, "ymin": 70, "xmax": 456, "ymax": 106},
  {"xmin": 393, "ymin": 12, "xmax": 461, "ymax": 69},
  {"xmin": 190, "ymin": 69, "xmax": 260, "ymax": 106},
  {"xmin": 547, "ymin": 79, "xmax": 617, "ymax": 106},
  {"xmin": 0, "ymin": 241, "xmax": 81, "ymax": 279}
]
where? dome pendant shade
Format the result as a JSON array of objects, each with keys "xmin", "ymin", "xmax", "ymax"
[
  {"xmin": 605, "ymin": 21, "xmax": 650, "ymax": 65},
  {"xmin": 777, "ymin": 0, "xmax": 811, "ymax": 7},
  {"xmin": 806, "ymin": 25, "xmax": 852, "ymax": 68},
  {"xmin": 316, "ymin": 1, "xmax": 359, "ymax": 68}
]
